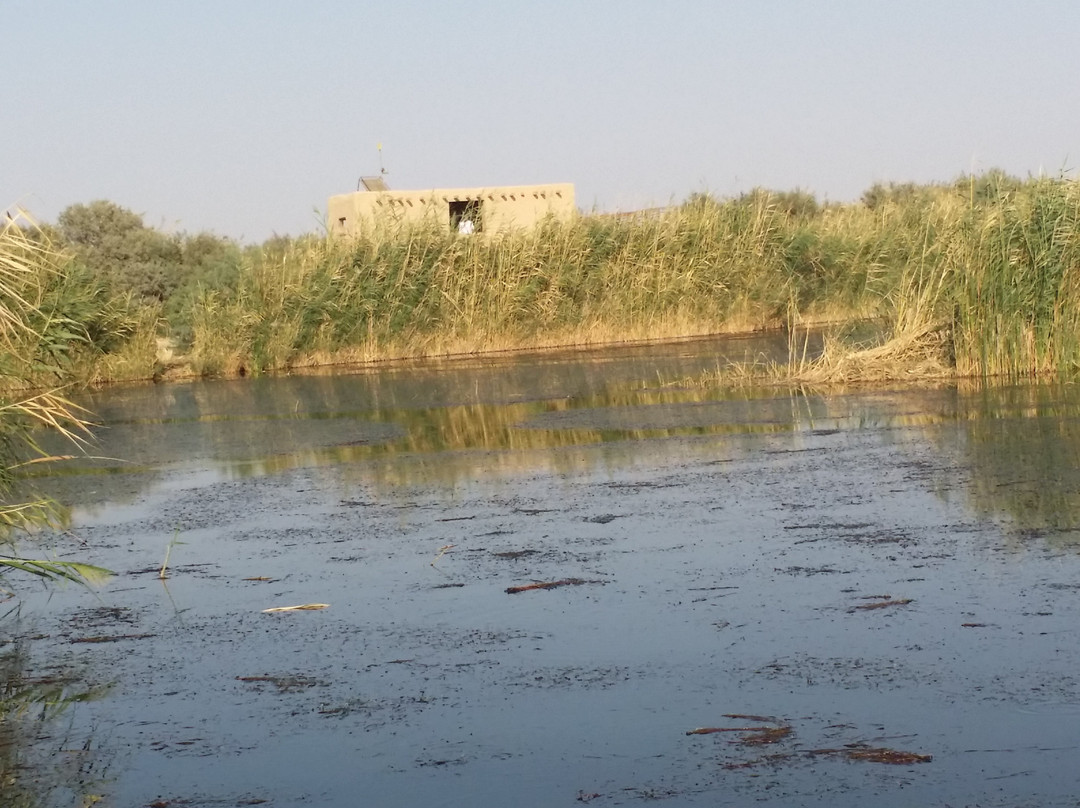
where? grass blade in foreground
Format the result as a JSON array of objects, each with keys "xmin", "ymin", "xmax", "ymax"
[
  {"xmin": 0, "ymin": 209, "xmax": 113, "ymax": 591},
  {"xmin": 0, "ymin": 558, "xmax": 112, "ymax": 588}
]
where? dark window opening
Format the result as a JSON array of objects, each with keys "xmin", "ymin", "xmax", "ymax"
[{"xmin": 449, "ymin": 200, "xmax": 482, "ymax": 234}]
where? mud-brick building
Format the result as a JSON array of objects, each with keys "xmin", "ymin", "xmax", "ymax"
[{"xmin": 328, "ymin": 182, "xmax": 575, "ymax": 237}]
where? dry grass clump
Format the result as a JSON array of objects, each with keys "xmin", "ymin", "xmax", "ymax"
[{"xmin": 792, "ymin": 320, "xmax": 952, "ymax": 384}]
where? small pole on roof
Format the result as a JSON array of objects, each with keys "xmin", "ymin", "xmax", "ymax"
[{"xmin": 359, "ymin": 143, "xmax": 390, "ymax": 191}]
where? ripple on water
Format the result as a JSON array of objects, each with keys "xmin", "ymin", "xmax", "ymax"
[{"xmin": 1014, "ymin": 700, "xmax": 1080, "ymax": 715}]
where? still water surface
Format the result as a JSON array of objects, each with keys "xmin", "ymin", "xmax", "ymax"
[{"xmin": 11, "ymin": 334, "xmax": 1080, "ymax": 807}]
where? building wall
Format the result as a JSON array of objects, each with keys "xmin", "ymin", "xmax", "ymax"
[{"xmin": 327, "ymin": 182, "xmax": 575, "ymax": 237}]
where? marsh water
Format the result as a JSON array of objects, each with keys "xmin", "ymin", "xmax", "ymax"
[{"xmin": 8, "ymin": 332, "xmax": 1080, "ymax": 807}]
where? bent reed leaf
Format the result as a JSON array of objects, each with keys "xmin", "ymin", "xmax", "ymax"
[
  {"xmin": 0, "ymin": 557, "xmax": 112, "ymax": 587},
  {"xmin": 261, "ymin": 603, "xmax": 330, "ymax": 613}
]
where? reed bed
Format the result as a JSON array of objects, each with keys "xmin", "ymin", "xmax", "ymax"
[
  {"xmin": 14, "ymin": 173, "xmax": 1080, "ymax": 386},
  {"xmin": 186, "ymin": 191, "xmax": 901, "ymax": 376},
  {"xmin": 948, "ymin": 179, "xmax": 1080, "ymax": 377},
  {"xmin": 683, "ymin": 178, "xmax": 1080, "ymax": 387}
]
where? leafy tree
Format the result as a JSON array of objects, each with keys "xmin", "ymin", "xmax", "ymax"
[
  {"xmin": 56, "ymin": 200, "xmax": 183, "ymax": 302},
  {"xmin": 166, "ymin": 232, "xmax": 243, "ymax": 346},
  {"xmin": 54, "ymin": 201, "xmax": 250, "ymax": 347}
]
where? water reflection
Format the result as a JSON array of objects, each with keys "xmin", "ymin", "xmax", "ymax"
[
  {"xmin": 0, "ymin": 636, "xmax": 111, "ymax": 807},
  {"xmin": 943, "ymin": 382, "xmax": 1080, "ymax": 542},
  {"xmin": 14, "ymin": 340, "xmax": 1080, "ymax": 807},
  {"xmin": 23, "ymin": 336, "xmax": 1080, "ymax": 541},
  {"xmin": 31, "ymin": 335, "xmax": 802, "ymax": 494}
]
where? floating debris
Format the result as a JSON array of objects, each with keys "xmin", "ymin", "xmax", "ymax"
[
  {"xmin": 492, "ymin": 549, "xmax": 539, "ymax": 560},
  {"xmin": 505, "ymin": 578, "xmax": 600, "ymax": 594},
  {"xmin": 738, "ymin": 726, "xmax": 793, "ymax": 746},
  {"xmin": 687, "ymin": 715, "xmax": 793, "ymax": 746},
  {"xmin": 724, "ymin": 713, "xmax": 782, "ymax": 723},
  {"xmin": 850, "ymin": 598, "xmax": 913, "ymax": 612},
  {"xmin": 243, "ymin": 576, "xmax": 274, "ymax": 582},
  {"xmin": 775, "ymin": 566, "xmax": 845, "ymax": 576},
  {"xmin": 71, "ymin": 633, "xmax": 156, "ymax": 644},
  {"xmin": 431, "ymin": 544, "xmax": 456, "ymax": 566},
  {"xmin": 585, "ymin": 514, "xmax": 620, "ymax": 524},
  {"xmin": 236, "ymin": 675, "xmax": 326, "ymax": 693},
  {"xmin": 261, "ymin": 604, "xmax": 329, "ymax": 613},
  {"xmin": 845, "ymin": 746, "xmax": 932, "ymax": 764},
  {"xmin": 808, "ymin": 745, "xmax": 932, "ymax": 764}
]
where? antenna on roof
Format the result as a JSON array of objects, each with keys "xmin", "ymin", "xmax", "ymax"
[{"xmin": 358, "ymin": 143, "xmax": 391, "ymax": 191}]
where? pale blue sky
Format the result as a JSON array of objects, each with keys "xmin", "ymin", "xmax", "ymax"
[{"xmin": 6, "ymin": 1, "xmax": 1078, "ymax": 242}]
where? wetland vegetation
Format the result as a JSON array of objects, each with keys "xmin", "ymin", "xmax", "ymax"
[
  {"xmin": 5, "ymin": 171, "xmax": 1080, "ymax": 804},
  {"xmin": 0, "ymin": 214, "xmax": 112, "ymax": 807},
  {"xmin": 4, "ymin": 169, "xmax": 1076, "ymax": 583},
  {"xmin": 5, "ymin": 169, "xmax": 1080, "ymax": 389}
]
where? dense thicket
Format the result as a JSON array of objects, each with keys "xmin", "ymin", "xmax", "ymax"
[{"xmin": 52, "ymin": 200, "xmax": 242, "ymax": 345}]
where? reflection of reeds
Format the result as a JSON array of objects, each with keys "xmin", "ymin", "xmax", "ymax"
[
  {"xmin": 949, "ymin": 382, "xmax": 1080, "ymax": 541},
  {"xmin": 213, "ymin": 383, "xmax": 828, "ymax": 493},
  {"xmin": 0, "ymin": 642, "xmax": 111, "ymax": 806}
]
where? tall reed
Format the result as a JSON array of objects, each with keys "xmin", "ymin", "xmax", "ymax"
[
  {"xmin": 0, "ymin": 212, "xmax": 112, "ymax": 586},
  {"xmin": 948, "ymin": 178, "xmax": 1080, "ymax": 377},
  {"xmin": 46, "ymin": 173, "xmax": 1080, "ymax": 384},
  {"xmin": 187, "ymin": 193, "xmax": 899, "ymax": 375}
]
